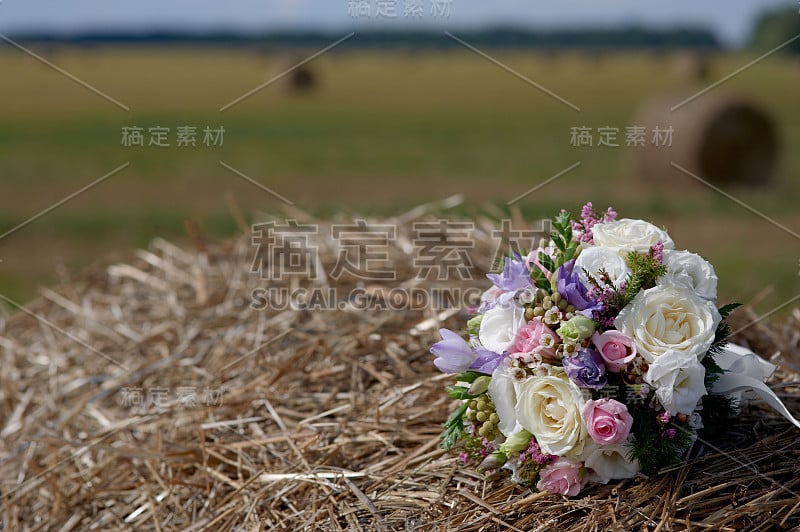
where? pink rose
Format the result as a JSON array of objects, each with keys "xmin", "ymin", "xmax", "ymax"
[
  {"xmin": 509, "ymin": 317, "xmax": 557, "ymax": 360},
  {"xmin": 591, "ymin": 330, "xmax": 636, "ymax": 372},
  {"xmin": 582, "ymin": 398, "xmax": 633, "ymax": 445},
  {"xmin": 536, "ymin": 459, "xmax": 588, "ymax": 496}
]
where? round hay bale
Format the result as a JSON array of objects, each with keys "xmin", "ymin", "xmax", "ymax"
[
  {"xmin": 270, "ymin": 56, "xmax": 318, "ymax": 94},
  {"xmin": 288, "ymin": 65, "xmax": 316, "ymax": 92},
  {"xmin": 633, "ymin": 95, "xmax": 779, "ymax": 187}
]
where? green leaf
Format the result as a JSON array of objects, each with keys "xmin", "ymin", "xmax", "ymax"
[
  {"xmin": 628, "ymin": 403, "xmax": 694, "ymax": 474},
  {"xmin": 441, "ymin": 402, "xmax": 469, "ymax": 450},
  {"xmin": 702, "ymin": 352, "xmax": 726, "ymax": 387},
  {"xmin": 446, "ymin": 385, "xmax": 478, "ymax": 400},
  {"xmin": 454, "ymin": 371, "xmax": 482, "ymax": 384},
  {"xmin": 553, "ymin": 210, "xmax": 571, "ymax": 231},
  {"xmin": 532, "ymin": 271, "xmax": 550, "ymax": 291},
  {"xmin": 538, "ymin": 251, "xmax": 555, "ymax": 273},
  {"xmin": 564, "ymin": 242, "xmax": 578, "ymax": 262},
  {"xmin": 718, "ymin": 303, "xmax": 741, "ymax": 319}
]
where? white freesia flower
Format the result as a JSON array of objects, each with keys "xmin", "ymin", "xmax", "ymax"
[
  {"xmin": 516, "ymin": 371, "xmax": 586, "ymax": 457},
  {"xmin": 645, "ymin": 354, "xmax": 707, "ymax": 415},
  {"xmin": 479, "ymin": 304, "xmax": 525, "ymax": 354},
  {"xmin": 581, "ymin": 442, "xmax": 640, "ymax": 484},
  {"xmin": 488, "ymin": 360, "xmax": 520, "ymax": 437},
  {"xmin": 574, "ymin": 246, "xmax": 632, "ymax": 287},
  {"xmin": 614, "ymin": 286, "xmax": 721, "ymax": 363},
  {"xmin": 592, "ymin": 218, "xmax": 674, "ymax": 254},
  {"xmin": 658, "ymin": 250, "xmax": 718, "ymax": 300}
]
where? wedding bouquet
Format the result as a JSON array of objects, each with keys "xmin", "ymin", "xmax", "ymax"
[{"xmin": 431, "ymin": 203, "xmax": 800, "ymax": 496}]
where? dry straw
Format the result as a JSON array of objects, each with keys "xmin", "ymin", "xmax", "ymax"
[{"xmin": 1, "ymin": 206, "xmax": 799, "ymax": 531}]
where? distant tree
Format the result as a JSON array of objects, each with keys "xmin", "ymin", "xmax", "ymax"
[{"xmin": 748, "ymin": 5, "xmax": 800, "ymax": 54}]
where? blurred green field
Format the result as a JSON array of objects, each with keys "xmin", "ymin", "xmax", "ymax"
[{"xmin": 0, "ymin": 46, "xmax": 798, "ymax": 316}]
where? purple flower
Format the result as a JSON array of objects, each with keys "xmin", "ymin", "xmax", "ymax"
[
  {"xmin": 556, "ymin": 259, "xmax": 603, "ymax": 317},
  {"xmin": 470, "ymin": 347, "xmax": 505, "ymax": 374},
  {"xmin": 431, "ymin": 330, "xmax": 505, "ymax": 374},
  {"xmin": 563, "ymin": 347, "xmax": 607, "ymax": 389},
  {"xmin": 431, "ymin": 329, "xmax": 477, "ymax": 373},
  {"xmin": 487, "ymin": 253, "xmax": 532, "ymax": 301}
]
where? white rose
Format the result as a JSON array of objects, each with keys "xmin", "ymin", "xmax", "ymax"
[
  {"xmin": 645, "ymin": 354, "xmax": 707, "ymax": 415},
  {"xmin": 614, "ymin": 286, "xmax": 721, "ymax": 363},
  {"xmin": 479, "ymin": 304, "xmax": 525, "ymax": 354},
  {"xmin": 516, "ymin": 372, "xmax": 586, "ymax": 457},
  {"xmin": 581, "ymin": 442, "xmax": 640, "ymax": 484},
  {"xmin": 574, "ymin": 246, "xmax": 632, "ymax": 288},
  {"xmin": 592, "ymin": 218, "xmax": 674, "ymax": 254},
  {"xmin": 488, "ymin": 360, "xmax": 519, "ymax": 437},
  {"xmin": 658, "ymin": 250, "xmax": 718, "ymax": 301}
]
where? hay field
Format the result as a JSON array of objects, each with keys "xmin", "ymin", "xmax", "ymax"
[
  {"xmin": 0, "ymin": 47, "xmax": 798, "ymax": 313},
  {"xmin": 1, "ymin": 45, "xmax": 800, "ymax": 529},
  {"xmin": 1, "ymin": 213, "xmax": 799, "ymax": 530}
]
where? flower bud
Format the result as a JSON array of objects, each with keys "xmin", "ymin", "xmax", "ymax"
[
  {"xmin": 499, "ymin": 429, "xmax": 533, "ymax": 455},
  {"xmin": 467, "ymin": 314, "xmax": 483, "ymax": 331},
  {"xmin": 468, "ymin": 376, "xmax": 491, "ymax": 396},
  {"xmin": 477, "ymin": 450, "xmax": 508, "ymax": 473},
  {"xmin": 557, "ymin": 315, "xmax": 596, "ymax": 343}
]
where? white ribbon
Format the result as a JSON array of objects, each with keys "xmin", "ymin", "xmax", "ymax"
[{"xmin": 711, "ymin": 343, "xmax": 800, "ymax": 430}]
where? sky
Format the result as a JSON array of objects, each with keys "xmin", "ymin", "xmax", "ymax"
[{"xmin": 0, "ymin": 0, "xmax": 795, "ymax": 47}]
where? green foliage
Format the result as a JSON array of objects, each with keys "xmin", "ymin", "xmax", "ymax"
[
  {"xmin": 527, "ymin": 209, "xmax": 579, "ymax": 292},
  {"xmin": 537, "ymin": 250, "xmax": 556, "ymax": 274},
  {"xmin": 628, "ymin": 406, "xmax": 694, "ymax": 474},
  {"xmin": 446, "ymin": 385, "xmax": 479, "ymax": 400},
  {"xmin": 698, "ymin": 394, "xmax": 737, "ymax": 441},
  {"xmin": 584, "ymin": 244, "xmax": 666, "ymax": 321},
  {"xmin": 551, "ymin": 210, "xmax": 579, "ymax": 267},
  {"xmin": 464, "ymin": 322, "xmax": 480, "ymax": 338},
  {"xmin": 620, "ymin": 249, "xmax": 667, "ymax": 306},
  {"xmin": 454, "ymin": 371, "xmax": 482, "ymax": 384},
  {"xmin": 531, "ymin": 265, "xmax": 551, "ymax": 291},
  {"xmin": 441, "ymin": 401, "xmax": 469, "ymax": 450},
  {"xmin": 708, "ymin": 303, "xmax": 741, "ymax": 357},
  {"xmin": 718, "ymin": 303, "xmax": 741, "ymax": 319},
  {"xmin": 702, "ymin": 353, "xmax": 725, "ymax": 388}
]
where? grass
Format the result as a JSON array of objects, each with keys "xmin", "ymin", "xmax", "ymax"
[{"xmin": 0, "ymin": 46, "xmax": 798, "ymax": 314}]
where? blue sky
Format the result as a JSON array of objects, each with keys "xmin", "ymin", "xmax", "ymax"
[{"xmin": 0, "ymin": 0, "xmax": 794, "ymax": 46}]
